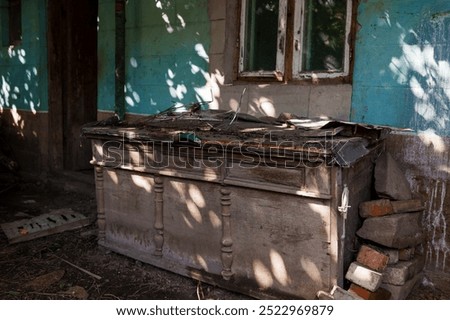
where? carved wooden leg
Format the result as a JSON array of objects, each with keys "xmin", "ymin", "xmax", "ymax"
[
  {"xmin": 220, "ymin": 188, "xmax": 234, "ymax": 280},
  {"xmin": 94, "ymin": 166, "xmax": 106, "ymax": 245},
  {"xmin": 154, "ymin": 176, "xmax": 164, "ymax": 256}
]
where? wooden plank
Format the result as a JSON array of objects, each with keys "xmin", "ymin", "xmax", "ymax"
[
  {"xmin": 226, "ymin": 163, "xmax": 305, "ymax": 189},
  {"xmin": 1, "ymin": 209, "xmax": 91, "ymax": 244}
]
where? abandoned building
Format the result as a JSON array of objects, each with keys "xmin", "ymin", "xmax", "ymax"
[{"xmin": 1, "ymin": 0, "xmax": 450, "ymax": 300}]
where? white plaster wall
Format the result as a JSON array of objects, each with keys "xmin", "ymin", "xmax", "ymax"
[{"xmin": 216, "ymin": 84, "xmax": 352, "ymax": 120}]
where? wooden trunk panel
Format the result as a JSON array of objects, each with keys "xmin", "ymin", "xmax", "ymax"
[
  {"xmin": 226, "ymin": 163, "xmax": 305, "ymax": 189},
  {"xmin": 103, "ymin": 169, "xmax": 157, "ymax": 251},
  {"xmin": 162, "ymin": 179, "xmax": 223, "ymax": 275},
  {"xmin": 229, "ymin": 187, "xmax": 332, "ymax": 299}
]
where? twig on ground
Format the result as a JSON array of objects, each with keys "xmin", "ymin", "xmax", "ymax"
[
  {"xmin": 30, "ymin": 291, "xmax": 70, "ymax": 297},
  {"xmin": 53, "ymin": 255, "xmax": 102, "ymax": 280}
]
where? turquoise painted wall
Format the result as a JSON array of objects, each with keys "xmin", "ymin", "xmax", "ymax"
[
  {"xmin": 0, "ymin": 0, "xmax": 48, "ymax": 113},
  {"xmin": 351, "ymin": 0, "xmax": 450, "ymax": 136},
  {"xmin": 97, "ymin": 0, "xmax": 211, "ymax": 115}
]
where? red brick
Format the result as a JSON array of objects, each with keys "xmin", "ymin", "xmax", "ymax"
[
  {"xmin": 356, "ymin": 245, "xmax": 389, "ymax": 271},
  {"xmin": 359, "ymin": 199, "xmax": 394, "ymax": 218},
  {"xmin": 349, "ymin": 284, "xmax": 392, "ymax": 300}
]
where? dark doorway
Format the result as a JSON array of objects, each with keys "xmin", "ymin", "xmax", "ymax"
[{"xmin": 47, "ymin": 0, "xmax": 98, "ymax": 171}]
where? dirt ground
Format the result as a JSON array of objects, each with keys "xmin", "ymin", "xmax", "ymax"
[
  {"xmin": 0, "ymin": 178, "xmax": 249, "ymax": 300},
  {"xmin": 0, "ymin": 176, "xmax": 449, "ymax": 300}
]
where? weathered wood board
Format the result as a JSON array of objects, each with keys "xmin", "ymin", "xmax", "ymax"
[{"xmin": 1, "ymin": 209, "xmax": 91, "ymax": 244}]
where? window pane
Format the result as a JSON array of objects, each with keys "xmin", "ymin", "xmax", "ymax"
[
  {"xmin": 244, "ymin": 0, "xmax": 279, "ymax": 72},
  {"xmin": 302, "ymin": 0, "xmax": 347, "ymax": 72}
]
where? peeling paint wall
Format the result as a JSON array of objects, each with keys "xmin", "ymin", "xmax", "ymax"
[
  {"xmin": 352, "ymin": 0, "xmax": 450, "ymax": 273},
  {"xmin": 0, "ymin": 0, "xmax": 49, "ymax": 174},
  {"xmin": 0, "ymin": 0, "xmax": 48, "ymax": 115},
  {"xmin": 351, "ymin": 0, "xmax": 450, "ymax": 136},
  {"xmin": 97, "ymin": 0, "xmax": 211, "ymax": 115},
  {"xmin": 97, "ymin": 0, "xmax": 353, "ymax": 120}
]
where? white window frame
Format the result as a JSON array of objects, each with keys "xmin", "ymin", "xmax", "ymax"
[
  {"xmin": 238, "ymin": 0, "xmax": 353, "ymax": 80},
  {"xmin": 239, "ymin": 0, "xmax": 287, "ymax": 78},
  {"xmin": 293, "ymin": 0, "xmax": 353, "ymax": 79}
]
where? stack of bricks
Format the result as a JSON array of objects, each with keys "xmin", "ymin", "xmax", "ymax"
[
  {"xmin": 341, "ymin": 151, "xmax": 426, "ymax": 299},
  {"xmin": 344, "ymin": 198, "xmax": 426, "ymax": 299}
]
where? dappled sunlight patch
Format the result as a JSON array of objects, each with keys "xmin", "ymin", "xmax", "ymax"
[
  {"xmin": 1, "ymin": 47, "xmax": 43, "ymax": 115},
  {"xmin": 188, "ymin": 184, "xmax": 206, "ymax": 208},
  {"xmin": 186, "ymin": 199, "xmax": 202, "ymax": 224},
  {"xmin": 161, "ymin": 12, "xmax": 174, "ymax": 33},
  {"xmin": 130, "ymin": 57, "xmax": 138, "ymax": 68},
  {"xmin": 195, "ymin": 254, "xmax": 208, "ymax": 271},
  {"xmin": 125, "ymin": 82, "xmax": 141, "ymax": 109},
  {"xmin": 106, "ymin": 170, "xmax": 119, "ymax": 185},
  {"xmin": 229, "ymin": 98, "xmax": 239, "ymax": 111},
  {"xmin": 207, "ymin": 210, "xmax": 221, "ymax": 229},
  {"xmin": 131, "ymin": 175, "xmax": 152, "ymax": 192},
  {"xmin": 104, "ymin": 0, "xmax": 215, "ymax": 115},
  {"xmin": 253, "ymin": 259, "xmax": 273, "ymax": 289},
  {"xmin": 10, "ymin": 105, "xmax": 22, "ymax": 127},
  {"xmin": 389, "ymin": 20, "xmax": 450, "ymax": 134},
  {"xmin": 170, "ymin": 180, "xmax": 187, "ymax": 200},
  {"xmin": 177, "ymin": 14, "xmax": 186, "ymax": 29},
  {"xmin": 300, "ymin": 257, "xmax": 321, "ymax": 283},
  {"xmin": 259, "ymin": 99, "xmax": 276, "ymax": 117},
  {"xmin": 270, "ymin": 249, "xmax": 291, "ymax": 286},
  {"xmin": 194, "ymin": 43, "xmax": 209, "ymax": 63},
  {"xmin": 181, "ymin": 214, "xmax": 194, "ymax": 230},
  {"xmin": 169, "ymin": 83, "xmax": 188, "ymax": 100},
  {"xmin": 418, "ymin": 128, "xmax": 447, "ymax": 153}
]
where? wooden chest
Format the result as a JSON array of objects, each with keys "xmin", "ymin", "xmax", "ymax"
[{"xmin": 83, "ymin": 116, "xmax": 386, "ymax": 299}]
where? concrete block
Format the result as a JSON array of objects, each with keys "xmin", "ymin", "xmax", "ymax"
[
  {"xmin": 382, "ymin": 261, "xmax": 416, "ymax": 286},
  {"xmin": 391, "ymin": 199, "xmax": 424, "ymax": 213},
  {"xmin": 345, "ymin": 262, "xmax": 383, "ymax": 292},
  {"xmin": 378, "ymin": 248, "xmax": 399, "ymax": 264},
  {"xmin": 374, "ymin": 152, "xmax": 412, "ymax": 200},
  {"xmin": 356, "ymin": 213, "xmax": 424, "ymax": 249},
  {"xmin": 381, "ymin": 273, "xmax": 423, "ymax": 300},
  {"xmin": 399, "ymin": 247, "xmax": 415, "ymax": 261},
  {"xmin": 349, "ymin": 284, "xmax": 392, "ymax": 300},
  {"xmin": 359, "ymin": 199, "xmax": 394, "ymax": 218},
  {"xmin": 382, "ymin": 255, "xmax": 426, "ymax": 286},
  {"xmin": 356, "ymin": 245, "xmax": 389, "ymax": 271}
]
